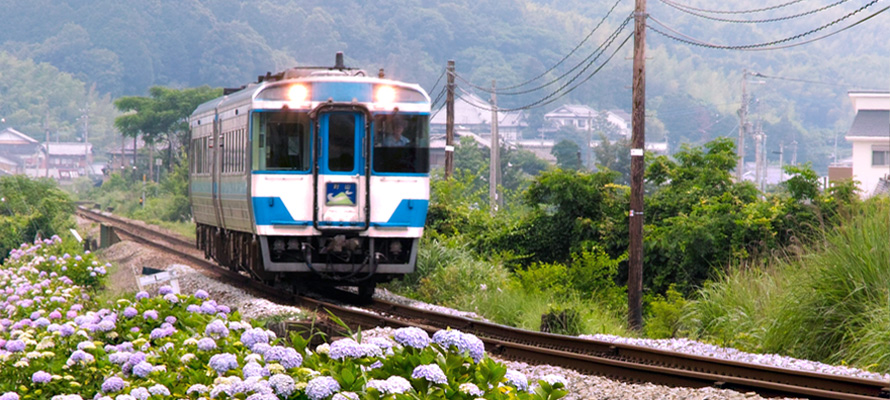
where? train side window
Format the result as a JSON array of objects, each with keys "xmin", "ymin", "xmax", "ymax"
[{"xmin": 259, "ymin": 111, "xmax": 311, "ymax": 171}]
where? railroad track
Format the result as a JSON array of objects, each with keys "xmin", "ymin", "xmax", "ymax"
[{"xmin": 75, "ymin": 206, "xmax": 890, "ymax": 400}]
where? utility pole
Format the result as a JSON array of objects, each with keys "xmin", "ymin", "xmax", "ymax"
[
  {"xmin": 445, "ymin": 60, "xmax": 455, "ymax": 179},
  {"xmin": 44, "ymin": 113, "xmax": 50, "ymax": 178},
  {"xmin": 628, "ymin": 0, "xmax": 646, "ymax": 331},
  {"xmin": 80, "ymin": 104, "xmax": 90, "ymax": 176},
  {"xmin": 754, "ymin": 123, "xmax": 763, "ymax": 191},
  {"xmin": 489, "ymin": 80, "xmax": 500, "ymax": 215},
  {"xmin": 736, "ymin": 70, "xmax": 749, "ymax": 181},
  {"xmin": 790, "ymin": 140, "xmax": 798, "ymax": 165},
  {"xmin": 587, "ymin": 110, "xmax": 593, "ymax": 169}
]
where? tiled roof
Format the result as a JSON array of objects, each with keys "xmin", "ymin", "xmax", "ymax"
[{"xmin": 846, "ymin": 110, "xmax": 889, "ymax": 138}]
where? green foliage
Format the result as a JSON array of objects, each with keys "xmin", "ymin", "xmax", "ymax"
[
  {"xmin": 540, "ymin": 306, "xmax": 583, "ymax": 336},
  {"xmin": 550, "ymin": 139, "xmax": 583, "ymax": 171},
  {"xmin": 644, "ymin": 285, "xmax": 689, "ymax": 339},
  {"xmin": 688, "ymin": 199, "xmax": 890, "ymax": 372},
  {"xmin": 782, "ymin": 163, "xmax": 821, "ymax": 201},
  {"xmin": 0, "ymin": 175, "xmax": 75, "ymax": 261}
]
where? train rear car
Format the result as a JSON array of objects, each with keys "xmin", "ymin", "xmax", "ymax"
[{"xmin": 188, "ymin": 54, "xmax": 430, "ymax": 298}]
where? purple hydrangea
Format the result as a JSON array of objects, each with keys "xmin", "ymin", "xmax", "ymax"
[
  {"xmin": 217, "ymin": 305, "xmax": 231, "ymax": 314},
  {"xmin": 331, "ymin": 393, "xmax": 359, "ymax": 400},
  {"xmin": 384, "ymin": 376, "xmax": 412, "ymax": 394},
  {"xmin": 148, "ymin": 384, "xmax": 170, "ymax": 396},
  {"xmin": 263, "ymin": 345, "xmax": 302, "ymax": 369},
  {"xmin": 142, "ymin": 310, "xmax": 158, "ymax": 320},
  {"xmin": 329, "ymin": 339, "xmax": 365, "ymax": 360},
  {"xmin": 129, "ymin": 387, "xmax": 150, "ymax": 400},
  {"xmin": 197, "ymin": 337, "xmax": 217, "ymax": 351},
  {"xmin": 200, "ymin": 301, "xmax": 217, "ymax": 314},
  {"xmin": 504, "ymin": 369, "xmax": 528, "ymax": 391},
  {"xmin": 392, "ymin": 327, "xmax": 430, "ymax": 349},
  {"xmin": 432, "ymin": 329, "xmax": 485, "ymax": 362},
  {"xmin": 305, "ymin": 376, "xmax": 341, "ymax": 400},
  {"xmin": 209, "ymin": 353, "xmax": 239, "ymax": 375},
  {"xmin": 163, "ymin": 293, "xmax": 178, "ymax": 303},
  {"xmin": 240, "ymin": 327, "xmax": 269, "ymax": 348},
  {"xmin": 242, "ymin": 361, "xmax": 269, "ymax": 378},
  {"xmin": 194, "ymin": 289, "xmax": 209, "ymax": 299},
  {"xmin": 165, "ymin": 316, "xmax": 177, "ymax": 324},
  {"xmin": 204, "ymin": 319, "xmax": 229, "ymax": 339},
  {"xmin": 133, "ymin": 361, "xmax": 154, "ymax": 378},
  {"xmin": 109, "ymin": 351, "xmax": 132, "ymax": 365},
  {"xmin": 101, "ymin": 377, "xmax": 127, "ymax": 393},
  {"xmin": 121, "ymin": 307, "xmax": 137, "ymax": 318},
  {"xmin": 186, "ymin": 384, "xmax": 209, "ymax": 395},
  {"xmin": 150, "ymin": 325, "xmax": 175, "ymax": 340},
  {"xmin": 269, "ymin": 374, "xmax": 296, "ymax": 396},
  {"xmin": 0, "ymin": 393, "xmax": 18, "ymax": 400},
  {"xmin": 31, "ymin": 371, "xmax": 52, "ymax": 384},
  {"xmin": 158, "ymin": 285, "xmax": 174, "ymax": 295},
  {"xmin": 135, "ymin": 291, "xmax": 149, "ymax": 300},
  {"xmin": 4, "ymin": 340, "xmax": 25, "ymax": 352},
  {"xmin": 67, "ymin": 349, "xmax": 95, "ymax": 365},
  {"xmin": 186, "ymin": 304, "xmax": 201, "ymax": 313},
  {"xmin": 411, "ymin": 364, "xmax": 447, "ymax": 385}
]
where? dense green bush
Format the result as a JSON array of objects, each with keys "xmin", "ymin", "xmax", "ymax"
[{"xmin": 0, "ymin": 175, "xmax": 75, "ymax": 261}]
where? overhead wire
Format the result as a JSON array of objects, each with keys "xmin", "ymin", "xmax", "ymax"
[
  {"xmin": 657, "ymin": 0, "xmax": 807, "ymax": 14},
  {"xmin": 426, "ymin": 69, "xmax": 446, "ymax": 97},
  {"xmin": 753, "ymin": 72, "xmax": 888, "ymax": 91},
  {"xmin": 659, "ymin": 0, "xmax": 852, "ymax": 23},
  {"xmin": 477, "ymin": 0, "xmax": 627, "ymax": 92},
  {"xmin": 455, "ymin": 13, "xmax": 634, "ymax": 96},
  {"xmin": 646, "ymin": 0, "xmax": 886, "ymax": 51},
  {"xmin": 454, "ymin": 29, "xmax": 634, "ymax": 112}
]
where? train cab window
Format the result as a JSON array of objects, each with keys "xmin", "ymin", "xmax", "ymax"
[
  {"xmin": 373, "ymin": 114, "xmax": 430, "ymax": 173},
  {"xmin": 256, "ymin": 111, "xmax": 311, "ymax": 171},
  {"xmin": 327, "ymin": 113, "xmax": 355, "ymax": 172}
]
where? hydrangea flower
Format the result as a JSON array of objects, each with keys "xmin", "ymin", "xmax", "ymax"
[
  {"xmin": 135, "ymin": 291, "xmax": 149, "ymax": 300},
  {"xmin": 240, "ymin": 327, "xmax": 269, "ymax": 348},
  {"xmin": 384, "ymin": 376, "xmax": 412, "ymax": 394},
  {"xmin": 197, "ymin": 337, "xmax": 217, "ymax": 351},
  {"xmin": 129, "ymin": 387, "xmax": 149, "ymax": 400},
  {"xmin": 242, "ymin": 361, "xmax": 269, "ymax": 378},
  {"xmin": 31, "ymin": 370, "xmax": 52, "ymax": 384},
  {"xmin": 101, "ymin": 377, "xmax": 127, "ymax": 393},
  {"xmin": 142, "ymin": 310, "xmax": 158, "ymax": 320},
  {"xmin": 4, "ymin": 340, "xmax": 25, "ymax": 352},
  {"xmin": 263, "ymin": 345, "xmax": 303, "ymax": 369},
  {"xmin": 147, "ymin": 384, "xmax": 170, "ymax": 396},
  {"xmin": 269, "ymin": 374, "xmax": 296, "ymax": 396},
  {"xmin": 432, "ymin": 329, "xmax": 485, "ymax": 362},
  {"xmin": 392, "ymin": 327, "xmax": 430, "ymax": 349},
  {"xmin": 209, "ymin": 353, "xmax": 239, "ymax": 375},
  {"xmin": 411, "ymin": 364, "xmax": 448, "ymax": 385},
  {"xmin": 329, "ymin": 338, "xmax": 365, "ymax": 360},
  {"xmin": 132, "ymin": 361, "xmax": 153, "ymax": 378},
  {"xmin": 67, "ymin": 349, "xmax": 95, "ymax": 366},
  {"xmin": 0, "ymin": 393, "xmax": 18, "ymax": 400},
  {"xmin": 186, "ymin": 384, "xmax": 209, "ymax": 394},
  {"xmin": 305, "ymin": 376, "xmax": 341, "ymax": 400},
  {"xmin": 204, "ymin": 319, "xmax": 229, "ymax": 339},
  {"xmin": 331, "ymin": 392, "xmax": 359, "ymax": 400},
  {"xmin": 459, "ymin": 382, "xmax": 484, "ymax": 396},
  {"xmin": 504, "ymin": 370, "xmax": 528, "ymax": 391},
  {"xmin": 158, "ymin": 286, "xmax": 174, "ymax": 295},
  {"xmin": 194, "ymin": 289, "xmax": 209, "ymax": 299}
]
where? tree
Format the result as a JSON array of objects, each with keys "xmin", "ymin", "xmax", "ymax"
[
  {"xmin": 551, "ymin": 139, "xmax": 583, "ymax": 171},
  {"xmin": 593, "ymin": 133, "xmax": 631, "ymax": 185},
  {"xmin": 114, "ymin": 86, "xmax": 222, "ymax": 174}
]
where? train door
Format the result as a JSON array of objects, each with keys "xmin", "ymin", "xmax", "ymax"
[
  {"xmin": 315, "ymin": 111, "xmax": 368, "ymax": 230},
  {"xmin": 211, "ymin": 113, "xmax": 225, "ymax": 228}
]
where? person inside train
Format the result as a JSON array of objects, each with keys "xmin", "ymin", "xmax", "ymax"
[{"xmin": 381, "ymin": 121, "xmax": 410, "ymax": 147}]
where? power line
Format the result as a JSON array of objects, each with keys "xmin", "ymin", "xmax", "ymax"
[
  {"xmin": 657, "ymin": 0, "xmax": 807, "ymax": 15},
  {"xmin": 753, "ymin": 72, "xmax": 888, "ymax": 90},
  {"xmin": 455, "ymin": 31, "xmax": 634, "ymax": 112},
  {"xmin": 455, "ymin": 13, "xmax": 633, "ymax": 96},
  {"xmin": 426, "ymin": 69, "xmax": 446, "ymax": 97},
  {"xmin": 646, "ymin": 0, "xmax": 885, "ymax": 51},
  {"xmin": 484, "ymin": 0, "xmax": 626, "ymax": 92},
  {"xmin": 659, "ymin": 0, "xmax": 852, "ymax": 23}
]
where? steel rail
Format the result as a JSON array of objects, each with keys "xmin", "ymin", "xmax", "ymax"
[{"xmin": 75, "ymin": 206, "xmax": 890, "ymax": 400}]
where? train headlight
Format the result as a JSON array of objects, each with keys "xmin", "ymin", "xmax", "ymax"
[
  {"xmin": 376, "ymin": 85, "xmax": 396, "ymax": 105},
  {"xmin": 287, "ymin": 84, "xmax": 309, "ymax": 102}
]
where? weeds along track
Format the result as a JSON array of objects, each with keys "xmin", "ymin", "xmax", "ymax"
[{"xmin": 75, "ymin": 206, "xmax": 890, "ymax": 400}]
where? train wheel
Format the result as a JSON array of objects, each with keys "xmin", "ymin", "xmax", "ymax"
[{"xmin": 357, "ymin": 282, "xmax": 376, "ymax": 302}]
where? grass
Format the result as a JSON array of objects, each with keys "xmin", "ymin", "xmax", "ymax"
[
  {"xmin": 687, "ymin": 198, "xmax": 890, "ymax": 372},
  {"xmin": 383, "ymin": 238, "xmax": 631, "ymax": 337}
]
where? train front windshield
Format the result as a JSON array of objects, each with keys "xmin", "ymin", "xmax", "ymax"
[{"xmin": 372, "ymin": 114, "xmax": 430, "ymax": 174}]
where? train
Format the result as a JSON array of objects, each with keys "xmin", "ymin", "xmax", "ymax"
[{"xmin": 188, "ymin": 53, "xmax": 430, "ymax": 299}]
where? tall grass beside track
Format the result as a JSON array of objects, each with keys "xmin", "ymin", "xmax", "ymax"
[
  {"xmin": 691, "ymin": 198, "xmax": 890, "ymax": 373},
  {"xmin": 385, "ymin": 238, "xmax": 631, "ymax": 337}
]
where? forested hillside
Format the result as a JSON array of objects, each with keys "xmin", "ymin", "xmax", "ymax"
[{"xmin": 0, "ymin": 0, "xmax": 887, "ymax": 171}]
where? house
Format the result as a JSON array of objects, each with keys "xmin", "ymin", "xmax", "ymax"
[
  {"xmin": 430, "ymin": 92, "xmax": 527, "ymax": 141},
  {"xmin": 540, "ymin": 105, "xmax": 631, "ymax": 138},
  {"xmin": 0, "ymin": 127, "xmax": 42, "ymax": 175},
  {"xmin": 845, "ymin": 91, "xmax": 890, "ymax": 197}
]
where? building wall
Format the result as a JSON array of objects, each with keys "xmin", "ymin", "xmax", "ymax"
[{"xmin": 849, "ymin": 138, "xmax": 890, "ymax": 197}]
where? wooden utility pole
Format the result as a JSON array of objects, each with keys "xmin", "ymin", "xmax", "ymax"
[
  {"xmin": 489, "ymin": 79, "xmax": 500, "ymax": 215},
  {"xmin": 445, "ymin": 60, "xmax": 455, "ymax": 179},
  {"xmin": 736, "ymin": 70, "xmax": 749, "ymax": 181},
  {"xmin": 628, "ymin": 0, "xmax": 646, "ymax": 331}
]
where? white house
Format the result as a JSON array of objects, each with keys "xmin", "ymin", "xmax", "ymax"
[
  {"xmin": 540, "ymin": 104, "xmax": 631, "ymax": 138},
  {"xmin": 845, "ymin": 91, "xmax": 890, "ymax": 197},
  {"xmin": 430, "ymin": 92, "xmax": 527, "ymax": 141}
]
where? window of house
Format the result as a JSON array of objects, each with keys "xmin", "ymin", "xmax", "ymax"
[{"xmin": 873, "ymin": 146, "xmax": 890, "ymax": 166}]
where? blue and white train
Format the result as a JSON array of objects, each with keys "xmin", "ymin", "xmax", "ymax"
[{"xmin": 188, "ymin": 53, "xmax": 430, "ymax": 298}]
